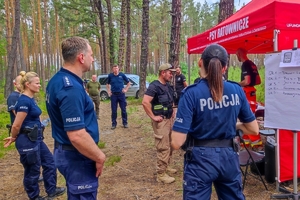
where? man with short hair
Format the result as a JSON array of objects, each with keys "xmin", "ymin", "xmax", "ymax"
[
  {"xmin": 174, "ymin": 66, "xmax": 188, "ymax": 106},
  {"xmin": 236, "ymin": 47, "xmax": 262, "ymax": 145},
  {"xmin": 106, "ymin": 65, "xmax": 130, "ymax": 129},
  {"xmin": 142, "ymin": 63, "xmax": 177, "ymax": 184},
  {"xmin": 86, "ymin": 75, "xmax": 101, "ymax": 119},
  {"xmin": 236, "ymin": 47, "xmax": 261, "ymax": 110},
  {"xmin": 46, "ymin": 36, "xmax": 106, "ymax": 199}
]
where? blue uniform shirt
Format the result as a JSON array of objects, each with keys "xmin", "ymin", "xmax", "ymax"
[
  {"xmin": 15, "ymin": 94, "xmax": 42, "ymax": 129},
  {"xmin": 173, "ymin": 79, "xmax": 255, "ymax": 140},
  {"xmin": 7, "ymin": 91, "xmax": 20, "ymax": 124},
  {"xmin": 107, "ymin": 72, "xmax": 129, "ymax": 92},
  {"xmin": 46, "ymin": 68, "xmax": 99, "ymax": 145}
]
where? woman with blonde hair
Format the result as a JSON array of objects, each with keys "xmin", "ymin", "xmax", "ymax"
[{"xmin": 4, "ymin": 72, "xmax": 65, "ymax": 200}]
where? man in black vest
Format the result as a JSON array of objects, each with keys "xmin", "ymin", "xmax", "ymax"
[
  {"xmin": 142, "ymin": 63, "xmax": 177, "ymax": 184},
  {"xmin": 174, "ymin": 66, "xmax": 188, "ymax": 106}
]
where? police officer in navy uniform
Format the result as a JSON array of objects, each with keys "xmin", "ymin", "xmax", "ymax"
[
  {"xmin": 106, "ymin": 64, "xmax": 130, "ymax": 129},
  {"xmin": 171, "ymin": 44, "xmax": 259, "ymax": 200},
  {"xmin": 7, "ymin": 72, "xmax": 23, "ymax": 124},
  {"xmin": 4, "ymin": 71, "xmax": 65, "ymax": 200},
  {"xmin": 142, "ymin": 63, "xmax": 178, "ymax": 184},
  {"xmin": 46, "ymin": 36, "xmax": 106, "ymax": 200}
]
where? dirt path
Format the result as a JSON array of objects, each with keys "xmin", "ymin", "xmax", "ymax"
[{"xmin": 0, "ymin": 101, "xmax": 283, "ymax": 200}]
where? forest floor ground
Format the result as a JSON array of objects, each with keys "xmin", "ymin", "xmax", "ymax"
[{"xmin": 0, "ymin": 100, "xmax": 298, "ymax": 200}]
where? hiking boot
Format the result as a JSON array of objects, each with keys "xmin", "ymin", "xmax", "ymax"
[
  {"xmin": 156, "ymin": 173, "xmax": 175, "ymax": 184},
  {"xmin": 167, "ymin": 166, "xmax": 177, "ymax": 174},
  {"xmin": 111, "ymin": 126, "xmax": 116, "ymax": 130},
  {"xmin": 48, "ymin": 187, "xmax": 66, "ymax": 198},
  {"xmin": 124, "ymin": 124, "xmax": 128, "ymax": 128}
]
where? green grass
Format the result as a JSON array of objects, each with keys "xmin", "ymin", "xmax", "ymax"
[
  {"xmin": 98, "ymin": 141, "xmax": 106, "ymax": 149},
  {"xmin": 104, "ymin": 155, "xmax": 121, "ymax": 167}
]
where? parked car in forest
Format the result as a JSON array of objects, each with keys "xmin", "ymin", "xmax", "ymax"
[{"xmin": 97, "ymin": 74, "xmax": 149, "ymax": 100}]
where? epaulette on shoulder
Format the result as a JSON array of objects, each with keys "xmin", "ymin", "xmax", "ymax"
[
  {"xmin": 186, "ymin": 83, "xmax": 198, "ymax": 90},
  {"xmin": 226, "ymin": 80, "xmax": 240, "ymax": 86},
  {"xmin": 180, "ymin": 82, "xmax": 198, "ymax": 94},
  {"xmin": 62, "ymin": 76, "xmax": 73, "ymax": 88}
]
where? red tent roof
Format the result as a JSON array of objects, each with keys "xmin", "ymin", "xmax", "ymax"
[{"xmin": 187, "ymin": 0, "xmax": 300, "ymax": 54}]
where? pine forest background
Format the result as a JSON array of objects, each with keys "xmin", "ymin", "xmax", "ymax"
[{"xmin": 0, "ymin": 0, "xmax": 266, "ymax": 101}]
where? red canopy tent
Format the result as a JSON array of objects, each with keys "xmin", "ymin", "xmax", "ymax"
[
  {"xmin": 187, "ymin": 0, "xmax": 300, "ymax": 54},
  {"xmin": 187, "ymin": 0, "xmax": 300, "ymax": 197}
]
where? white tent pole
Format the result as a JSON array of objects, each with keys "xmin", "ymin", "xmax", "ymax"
[
  {"xmin": 273, "ymin": 29, "xmax": 279, "ymax": 51},
  {"xmin": 187, "ymin": 54, "xmax": 191, "ymax": 85},
  {"xmin": 273, "ymin": 29, "xmax": 279, "ymax": 193}
]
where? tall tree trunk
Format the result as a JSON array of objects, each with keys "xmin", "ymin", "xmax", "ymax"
[
  {"xmin": 30, "ymin": 0, "xmax": 38, "ymax": 72},
  {"xmin": 125, "ymin": 0, "xmax": 131, "ymax": 73},
  {"xmin": 117, "ymin": 0, "xmax": 127, "ymax": 71},
  {"xmin": 90, "ymin": 0, "xmax": 103, "ymax": 74},
  {"xmin": 94, "ymin": 0, "xmax": 108, "ymax": 74},
  {"xmin": 37, "ymin": 0, "xmax": 45, "ymax": 91},
  {"xmin": 54, "ymin": 0, "xmax": 60, "ymax": 74},
  {"xmin": 168, "ymin": 0, "xmax": 181, "ymax": 68},
  {"xmin": 44, "ymin": 0, "xmax": 51, "ymax": 81},
  {"xmin": 105, "ymin": 0, "xmax": 114, "ymax": 70},
  {"xmin": 5, "ymin": 0, "xmax": 20, "ymax": 98},
  {"xmin": 5, "ymin": 0, "xmax": 12, "ymax": 66},
  {"xmin": 219, "ymin": 0, "xmax": 234, "ymax": 80},
  {"xmin": 21, "ymin": 19, "xmax": 29, "ymax": 71},
  {"xmin": 139, "ymin": 0, "xmax": 149, "ymax": 98},
  {"xmin": 18, "ymin": 28, "xmax": 26, "ymax": 71}
]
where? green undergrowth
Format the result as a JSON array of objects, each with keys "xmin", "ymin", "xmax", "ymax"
[{"xmin": 104, "ymin": 155, "xmax": 121, "ymax": 167}]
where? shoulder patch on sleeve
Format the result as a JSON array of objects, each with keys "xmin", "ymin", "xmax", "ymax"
[{"xmin": 63, "ymin": 76, "xmax": 73, "ymax": 87}]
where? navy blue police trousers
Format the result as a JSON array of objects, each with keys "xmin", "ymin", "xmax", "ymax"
[
  {"xmin": 54, "ymin": 144, "xmax": 99, "ymax": 200},
  {"xmin": 110, "ymin": 92, "xmax": 128, "ymax": 126},
  {"xmin": 16, "ymin": 133, "xmax": 57, "ymax": 199},
  {"xmin": 183, "ymin": 147, "xmax": 245, "ymax": 200}
]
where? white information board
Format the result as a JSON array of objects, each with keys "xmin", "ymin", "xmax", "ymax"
[{"xmin": 264, "ymin": 52, "xmax": 300, "ymax": 131}]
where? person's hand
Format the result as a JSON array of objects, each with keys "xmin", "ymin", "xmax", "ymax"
[
  {"xmin": 153, "ymin": 115, "xmax": 164, "ymax": 123},
  {"xmin": 172, "ymin": 110, "xmax": 176, "ymax": 119},
  {"xmin": 3, "ymin": 137, "xmax": 16, "ymax": 148},
  {"xmin": 108, "ymin": 91, "xmax": 112, "ymax": 97},
  {"xmin": 95, "ymin": 160, "xmax": 105, "ymax": 177},
  {"xmin": 122, "ymin": 88, "xmax": 128, "ymax": 93}
]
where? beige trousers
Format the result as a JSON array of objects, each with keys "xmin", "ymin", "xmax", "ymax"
[{"xmin": 151, "ymin": 118, "xmax": 173, "ymax": 174}]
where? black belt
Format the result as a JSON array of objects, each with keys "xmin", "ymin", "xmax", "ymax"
[
  {"xmin": 112, "ymin": 92, "xmax": 122, "ymax": 95},
  {"xmin": 193, "ymin": 138, "xmax": 233, "ymax": 148},
  {"xmin": 55, "ymin": 141, "xmax": 77, "ymax": 151}
]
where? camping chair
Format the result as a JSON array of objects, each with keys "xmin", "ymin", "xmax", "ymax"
[{"xmin": 237, "ymin": 130, "xmax": 268, "ymax": 191}]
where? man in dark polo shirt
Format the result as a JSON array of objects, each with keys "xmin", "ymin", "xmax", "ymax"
[{"xmin": 106, "ymin": 65, "xmax": 130, "ymax": 129}]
